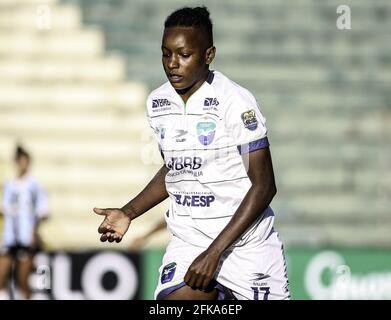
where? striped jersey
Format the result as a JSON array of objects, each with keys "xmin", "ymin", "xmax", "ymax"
[{"xmin": 2, "ymin": 175, "xmax": 49, "ymax": 246}]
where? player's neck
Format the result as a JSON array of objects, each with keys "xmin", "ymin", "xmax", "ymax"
[
  {"xmin": 17, "ymin": 171, "xmax": 28, "ymax": 179},
  {"xmin": 176, "ymin": 69, "xmax": 209, "ymax": 104}
]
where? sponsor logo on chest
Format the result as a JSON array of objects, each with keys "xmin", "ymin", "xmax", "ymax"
[
  {"xmin": 173, "ymin": 194, "xmax": 215, "ymax": 207},
  {"xmin": 203, "ymin": 97, "xmax": 219, "ymax": 111},
  {"xmin": 166, "ymin": 156, "xmax": 202, "ymax": 171}
]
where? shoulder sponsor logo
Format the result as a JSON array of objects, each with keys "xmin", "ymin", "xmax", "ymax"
[
  {"xmin": 241, "ymin": 109, "xmax": 258, "ymax": 131},
  {"xmin": 204, "ymin": 97, "xmax": 219, "ymax": 107},
  {"xmin": 161, "ymin": 262, "xmax": 177, "ymax": 284},
  {"xmin": 152, "ymin": 98, "xmax": 171, "ymax": 108},
  {"xmin": 203, "ymin": 98, "xmax": 219, "ymax": 111},
  {"xmin": 173, "ymin": 194, "xmax": 215, "ymax": 207},
  {"xmin": 151, "ymin": 99, "xmax": 171, "ymax": 113}
]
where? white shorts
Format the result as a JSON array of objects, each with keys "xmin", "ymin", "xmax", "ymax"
[{"xmin": 154, "ymin": 229, "xmax": 290, "ymax": 300}]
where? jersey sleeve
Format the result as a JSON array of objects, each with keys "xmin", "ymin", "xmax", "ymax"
[
  {"xmin": 146, "ymin": 95, "xmax": 164, "ymax": 160},
  {"xmin": 224, "ymin": 89, "xmax": 269, "ymax": 154},
  {"xmin": 146, "ymin": 95, "xmax": 156, "ymax": 136}
]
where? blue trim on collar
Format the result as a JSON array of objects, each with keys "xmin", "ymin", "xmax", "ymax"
[{"xmin": 206, "ymin": 70, "xmax": 215, "ymax": 84}]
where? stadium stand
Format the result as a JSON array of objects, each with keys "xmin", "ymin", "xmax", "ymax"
[
  {"xmin": 0, "ymin": 0, "xmax": 166, "ymax": 249},
  {"xmin": 1, "ymin": 0, "xmax": 390, "ymax": 248}
]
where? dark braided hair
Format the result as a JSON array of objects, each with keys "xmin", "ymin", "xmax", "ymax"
[{"xmin": 164, "ymin": 6, "xmax": 213, "ymax": 48}]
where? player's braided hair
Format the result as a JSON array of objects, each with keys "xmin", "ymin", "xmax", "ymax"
[{"xmin": 164, "ymin": 6, "xmax": 213, "ymax": 48}]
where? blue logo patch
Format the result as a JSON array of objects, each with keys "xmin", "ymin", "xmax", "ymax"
[
  {"xmin": 204, "ymin": 97, "xmax": 219, "ymax": 107},
  {"xmin": 241, "ymin": 110, "xmax": 258, "ymax": 131},
  {"xmin": 152, "ymin": 99, "xmax": 171, "ymax": 108},
  {"xmin": 196, "ymin": 118, "xmax": 216, "ymax": 146},
  {"xmin": 161, "ymin": 262, "xmax": 177, "ymax": 284}
]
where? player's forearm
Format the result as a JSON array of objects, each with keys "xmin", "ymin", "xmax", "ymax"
[
  {"xmin": 121, "ymin": 165, "xmax": 169, "ymax": 219},
  {"xmin": 207, "ymin": 183, "xmax": 276, "ymax": 256}
]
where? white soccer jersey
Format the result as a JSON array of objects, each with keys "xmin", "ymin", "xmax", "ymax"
[
  {"xmin": 2, "ymin": 175, "xmax": 49, "ymax": 247},
  {"xmin": 147, "ymin": 70, "xmax": 275, "ymax": 248}
]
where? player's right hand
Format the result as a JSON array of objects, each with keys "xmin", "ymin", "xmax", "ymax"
[{"xmin": 93, "ymin": 207, "xmax": 131, "ymax": 243}]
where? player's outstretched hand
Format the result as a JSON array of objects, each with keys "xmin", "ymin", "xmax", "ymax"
[{"xmin": 94, "ymin": 207, "xmax": 131, "ymax": 243}]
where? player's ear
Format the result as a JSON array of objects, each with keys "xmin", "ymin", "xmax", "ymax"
[{"xmin": 205, "ymin": 46, "xmax": 216, "ymax": 65}]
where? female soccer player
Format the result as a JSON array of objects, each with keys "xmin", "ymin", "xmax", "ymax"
[
  {"xmin": 94, "ymin": 6, "xmax": 290, "ymax": 300},
  {"xmin": 0, "ymin": 145, "xmax": 49, "ymax": 299}
]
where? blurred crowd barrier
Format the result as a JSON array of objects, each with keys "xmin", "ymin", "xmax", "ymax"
[
  {"xmin": 0, "ymin": 0, "xmax": 167, "ymax": 250},
  {"xmin": 24, "ymin": 248, "xmax": 391, "ymax": 300},
  {"xmin": 0, "ymin": 0, "xmax": 390, "ymax": 300}
]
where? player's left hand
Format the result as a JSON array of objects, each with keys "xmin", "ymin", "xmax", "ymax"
[
  {"xmin": 94, "ymin": 207, "xmax": 131, "ymax": 243},
  {"xmin": 184, "ymin": 249, "xmax": 221, "ymax": 291}
]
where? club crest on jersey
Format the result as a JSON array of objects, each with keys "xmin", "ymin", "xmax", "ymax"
[
  {"xmin": 241, "ymin": 110, "xmax": 258, "ymax": 131},
  {"xmin": 161, "ymin": 262, "xmax": 177, "ymax": 284},
  {"xmin": 196, "ymin": 117, "xmax": 216, "ymax": 146}
]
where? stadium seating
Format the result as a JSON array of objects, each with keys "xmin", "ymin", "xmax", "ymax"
[
  {"xmin": 1, "ymin": 0, "xmax": 390, "ymax": 248},
  {"xmin": 0, "ymin": 0, "xmax": 165, "ymax": 249}
]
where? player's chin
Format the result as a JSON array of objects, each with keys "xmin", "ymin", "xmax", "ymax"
[{"xmin": 168, "ymin": 79, "xmax": 188, "ymax": 90}]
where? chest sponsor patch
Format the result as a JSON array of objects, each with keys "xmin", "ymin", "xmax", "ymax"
[
  {"xmin": 173, "ymin": 194, "xmax": 215, "ymax": 207},
  {"xmin": 241, "ymin": 110, "xmax": 258, "ymax": 131},
  {"xmin": 204, "ymin": 97, "xmax": 219, "ymax": 107},
  {"xmin": 152, "ymin": 98, "xmax": 171, "ymax": 108},
  {"xmin": 151, "ymin": 98, "xmax": 171, "ymax": 113}
]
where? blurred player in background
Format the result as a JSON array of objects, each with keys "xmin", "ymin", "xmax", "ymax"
[
  {"xmin": 0, "ymin": 145, "xmax": 49, "ymax": 300},
  {"xmin": 94, "ymin": 6, "xmax": 290, "ymax": 300}
]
